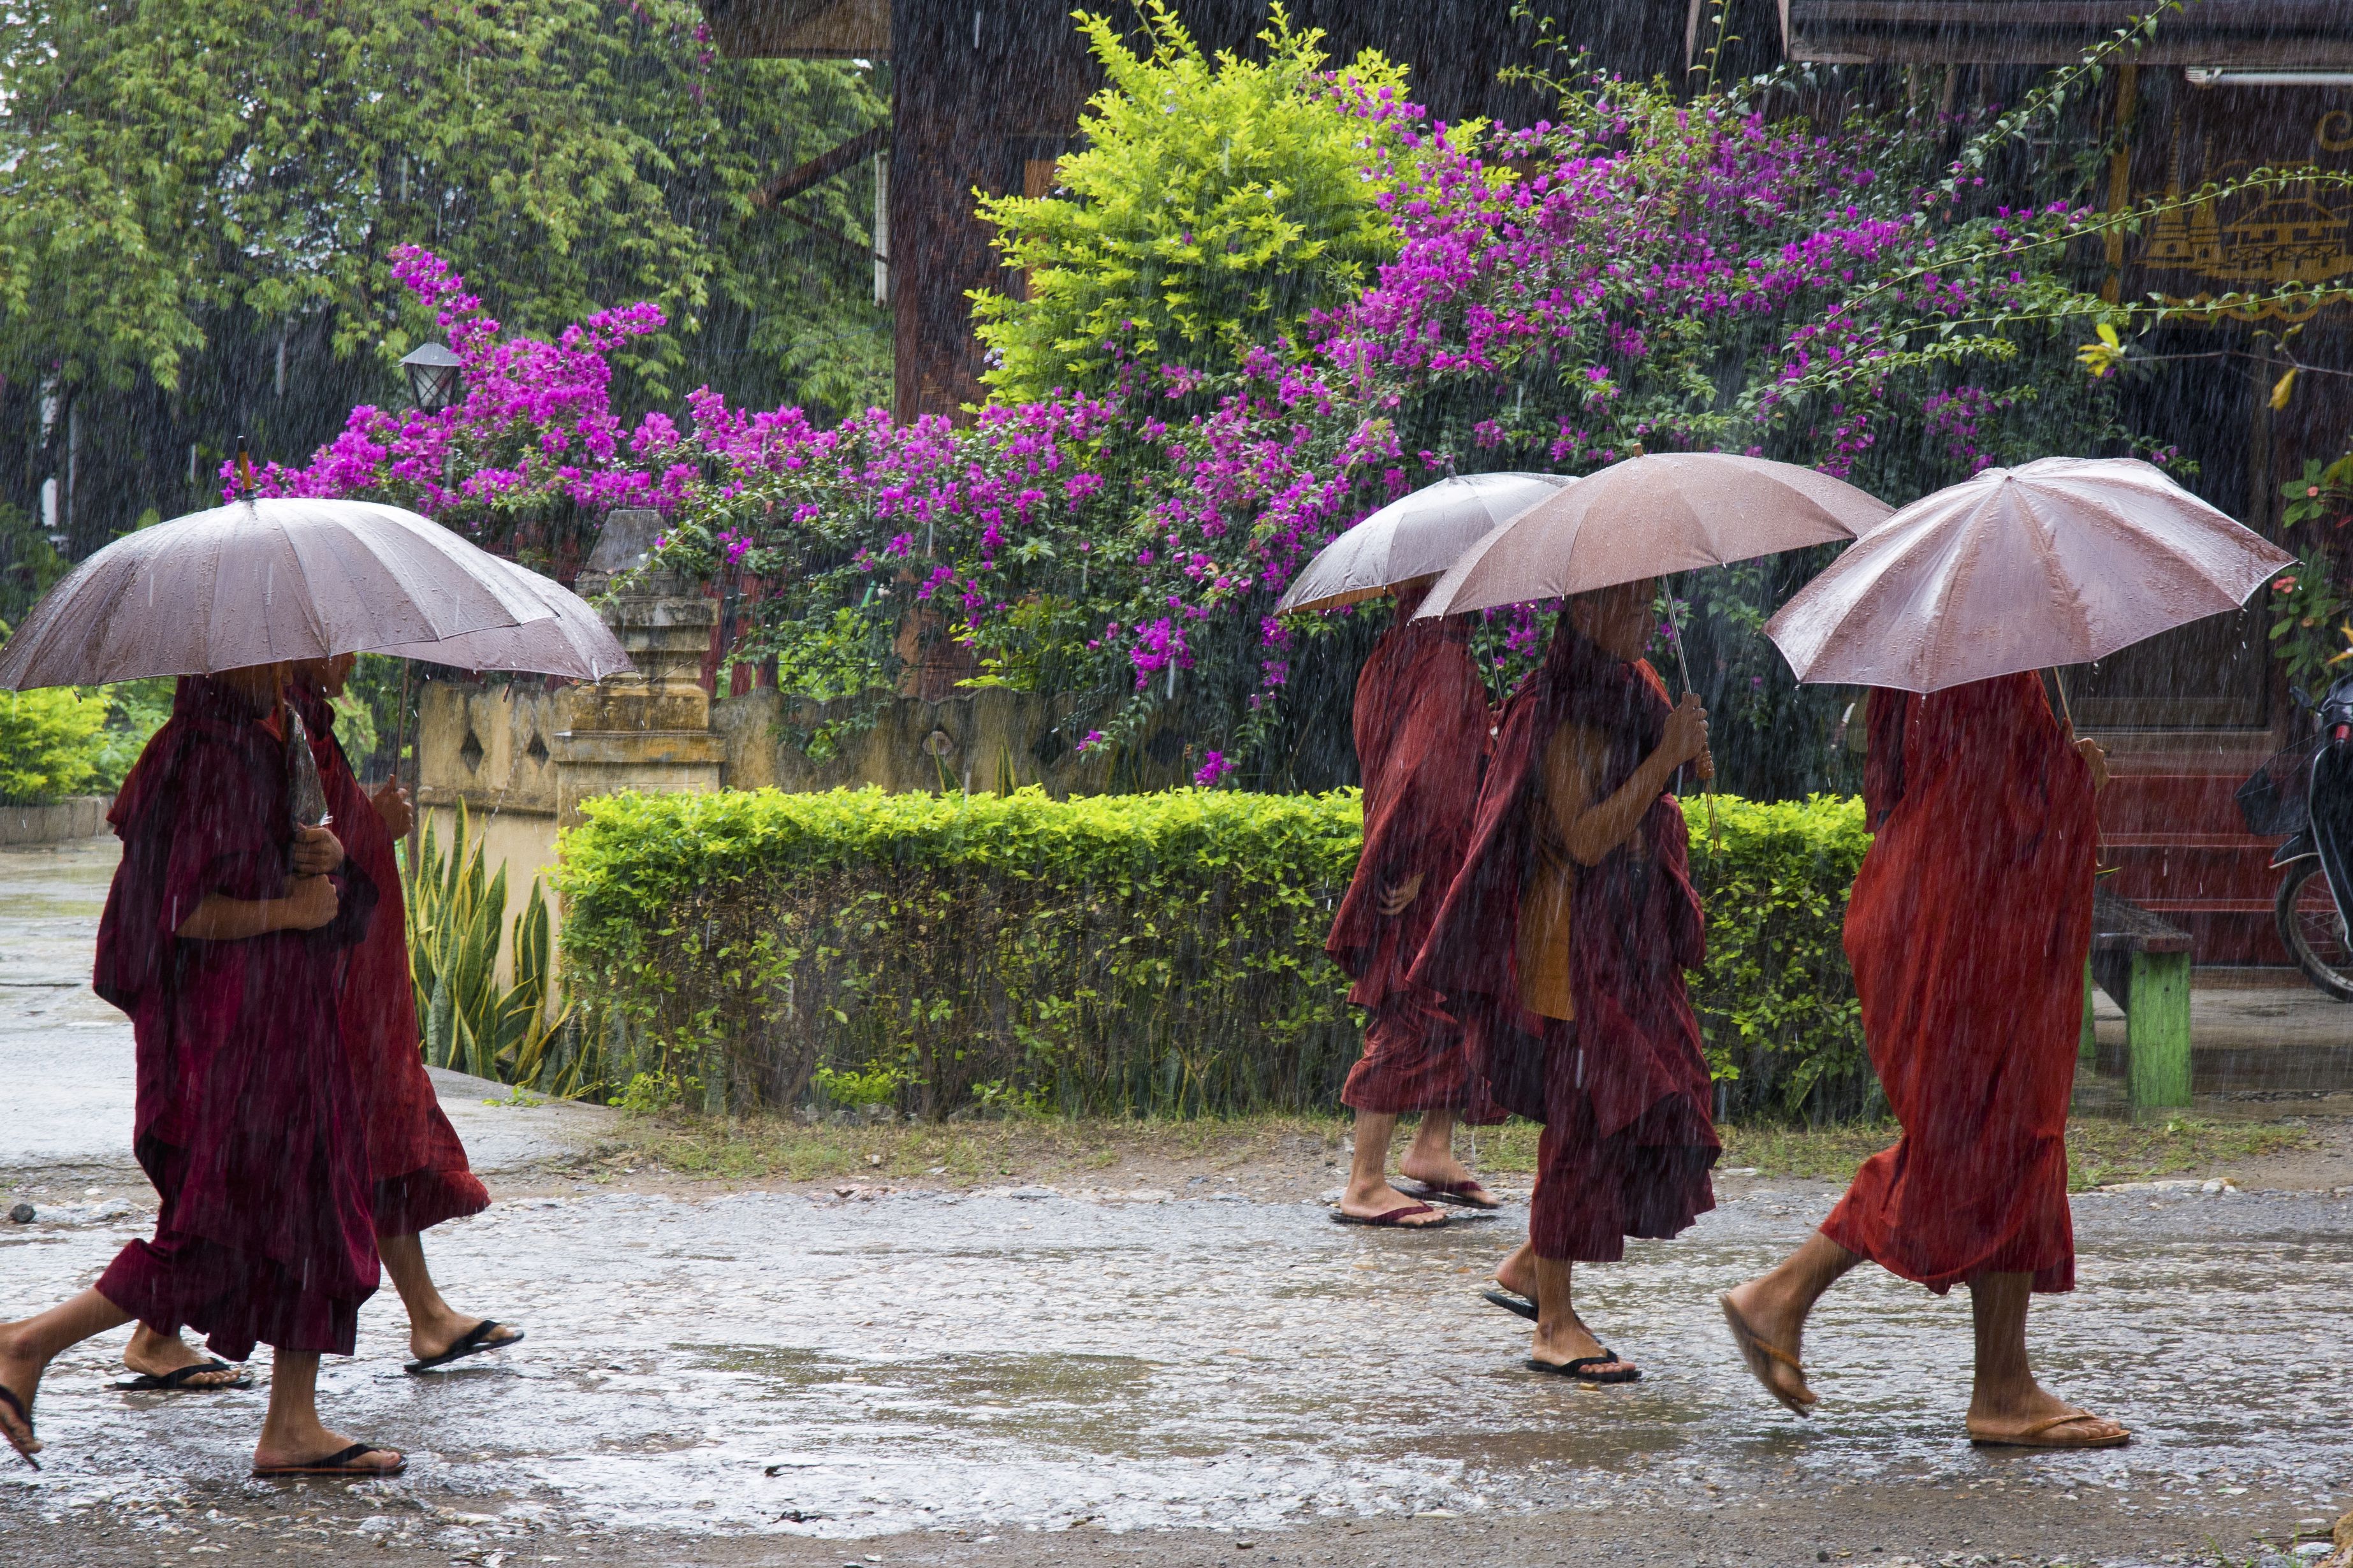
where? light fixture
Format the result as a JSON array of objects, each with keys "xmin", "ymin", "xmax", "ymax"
[
  {"xmin": 400, "ymin": 342, "xmax": 463, "ymax": 411},
  {"xmin": 2184, "ymin": 68, "xmax": 2353, "ymax": 88}
]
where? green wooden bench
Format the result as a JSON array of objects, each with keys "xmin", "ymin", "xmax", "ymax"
[{"xmin": 2078, "ymin": 890, "xmax": 2193, "ymax": 1118}]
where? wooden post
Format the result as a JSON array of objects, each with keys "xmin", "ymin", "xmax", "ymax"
[
  {"xmin": 2125, "ymin": 948, "xmax": 2194, "ymax": 1119},
  {"xmin": 2080, "ymin": 957, "xmax": 2098, "ymax": 1068}
]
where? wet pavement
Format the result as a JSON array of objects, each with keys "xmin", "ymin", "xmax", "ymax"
[{"xmin": 5, "ymin": 838, "xmax": 2352, "ymax": 1566}]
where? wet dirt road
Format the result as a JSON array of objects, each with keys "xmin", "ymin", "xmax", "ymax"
[
  {"xmin": 3, "ymin": 1178, "xmax": 2349, "ymax": 1567},
  {"xmin": 5, "ymin": 840, "xmax": 2351, "ymax": 1567}
]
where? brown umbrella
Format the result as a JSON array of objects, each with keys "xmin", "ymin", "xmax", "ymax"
[
  {"xmin": 1763, "ymin": 457, "xmax": 2292, "ymax": 693},
  {"xmin": 372, "ymin": 556, "xmax": 632, "ymax": 681},
  {"xmin": 1276, "ymin": 472, "xmax": 1573, "ymax": 613},
  {"xmin": 0, "ymin": 497, "xmax": 552, "ymax": 689},
  {"xmin": 1413, "ymin": 453, "xmax": 1891, "ymax": 619}
]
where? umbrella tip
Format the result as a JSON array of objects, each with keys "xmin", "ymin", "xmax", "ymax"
[{"xmin": 235, "ymin": 434, "xmax": 254, "ymax": 498}]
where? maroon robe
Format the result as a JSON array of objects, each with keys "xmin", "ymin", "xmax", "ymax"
[
  {"xmin": 1818, "ymin": 676, "xmax": 2095, "ymax": 1293},
  {"xmin": 291, "ymin": 680, "xmax": 489, "ymax": 1236},
  {"xmin": 1413, "ymin": 618, "xmax": 1717, "ymax": 1261},
  {"xmin": 92, "ymin": 678, "xmax": 381, "ymax": 1359},
  {"xmin": 1328, "ymin": 582, "xmax": 1496, "ymax": 1117}
]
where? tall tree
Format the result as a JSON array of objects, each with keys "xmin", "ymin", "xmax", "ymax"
[{"xmin": 0, "ymin": 0, "xmax": 889, "ymax": 556}]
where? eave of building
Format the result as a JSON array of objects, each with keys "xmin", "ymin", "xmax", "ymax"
[
  {"xmin": 705, "ymin": 0, "xmax": 888, "ymax": 59},
  {"xmin": 1784, "ymin": 0, "xmax": 2353, "ymax": 66}
]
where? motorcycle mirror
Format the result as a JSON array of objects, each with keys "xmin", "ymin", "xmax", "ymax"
[{"xmin": 2293, "ymin": 685, "xmax": 2318, "ymax": 710}]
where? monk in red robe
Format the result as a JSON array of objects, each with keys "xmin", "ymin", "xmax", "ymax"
[
  {"xmin": 1719, "ymin": 674, "xmax": 2127, "ymax": 1448},
  {"xmin": 1414, "ymin": 580, "xmax": 1718, "ymax": 1380},
  {"xmin": 0, "ymin": 665, "xmax": 403, "ymax": 1476},
  {"xmin": 126, "ymin": 655, "xmax": 521, "ymax": 1382},
  {"xmin": 1327, "ymin": 577, "xmax": 1502, "ymax": 1226}
]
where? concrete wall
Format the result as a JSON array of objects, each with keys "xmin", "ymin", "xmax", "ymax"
[{"xmin": 0, "ymin": 796, "xmax": 110, "ymax": 846}]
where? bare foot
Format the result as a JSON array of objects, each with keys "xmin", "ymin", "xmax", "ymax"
[
  {"xmin": 252, "ymin": 1425, "xmax": 405, "ymax": 1476},
  {"xmin": 1721, "ymin": 1279, "xmax": 1817, "ymax": 1413},
  {"xmin": 1530, "ymin": 1310, "xmax": 1637, "ymax": 1379},
  {"xmin": 1396, "ymin": 1149, "xmax": 1479, "ymax": 1192},
  {"xmin": 0, "ymin": 1327, "xmax": 45, "ymax": 1463},
  {"xmin": 124, "ymin": 1325, "xmax": 246, "ymax": 1389},
  {"xmin": 409, "ymin": 1308, "xmax": 522, "ymax": 1365},
  {"xmin": 1966, "ymin": 1387, "xmax": 2129, "ymax": 1449},
  {"xmin": 1337, "ymin": 1179, "xmax": 1449, "ymax": 1226}
]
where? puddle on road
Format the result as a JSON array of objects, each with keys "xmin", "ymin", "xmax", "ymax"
[{"xmin": 2, "ymin": 1187, "xmax": 2347, "ymax": 1541}]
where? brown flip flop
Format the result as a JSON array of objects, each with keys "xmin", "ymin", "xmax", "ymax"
[
  {"xmin": 252, "ymin": 1442, "xmax": 407, "ymax": 1479},
  {"xmin": 1330, "ymin": 1202, "xmax": 1450, "ymax": 1228},
  {"xmin": 1719, "ymin": 1293, "xmax": 1815, "ymax": 1416},
  {"xmin": 1404, "ymin": 1179, "xmax": 1504, "ymax": 1211},
  {"xmin": 1967, "ymin": 1412, "xmax": 2131, "ymax": 1450}
]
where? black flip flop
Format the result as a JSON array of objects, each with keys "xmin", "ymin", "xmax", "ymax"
[
  {"xmin": 0, "ymin": 1383, "xmax": 38, "ymax": 1470},
  {"xmin": 404, "ymin": 1319, "xmax": 523, "ymax": 1375},
  {"xmin": 115, "ymin": 1359, "xmax": 252, "ymax": 1392},
  {"xmin": 1330, "ymin": 1203, "xmax": 1450, "ymax": 1228},
  {"xmin": 1482, "ymin": 1287, "xmax": 1538, "ymax": 1321},
  {"xmin": 252, "ymin": 1442, "xmax": 406, "ymax": 1479},
  {"xmin": 1526, "ymin": 1349, "xmax": 1640, "ymax": 1384}
]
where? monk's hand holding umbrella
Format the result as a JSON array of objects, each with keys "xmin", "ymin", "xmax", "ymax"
[{"xmin": 1723, "ymin": 456, "xmax": 2288, "ymax": 1451}]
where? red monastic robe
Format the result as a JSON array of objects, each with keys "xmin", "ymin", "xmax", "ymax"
[
  {"xmin": 291, "ymin": 679, "xmax": 490, "ymax": 1236},
  {"xmin": 1819, "ymin": 675, "xmax": 2096, "ymax": 1293},
  {"xmin": 92, "ymin": 678, "xmax": 381, "ymax": 1359},
  {"xmin": 1326, "ymin": 582, "xmax": 1496, "ymax": 1116},
  {"xmin": 1413, "ymin": 620, "xmax": 1717, "ymax": 1261}
]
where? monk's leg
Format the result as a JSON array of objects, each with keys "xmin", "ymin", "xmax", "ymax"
[
  {"xmin": 124, "ymin": 1323, "xmax": 245, "ymax": 1388},
  {"xmin": 1721, "ymin": 1230, "xmax": 1859, "ymax": 1411},
  {"xmin": 0, "ymin": 1288, "xmax": 136, "ymax": 1459},
  {"xmin": 1340, "ymin": 1111, "xmax": 1442, "ymax": 1224},
  {"xmin": 252, "ymin": 1349, "xmax": 404, "ymax": 1474},
  {"xmin": 1527, "ymin": 1258, "xmax": 1636, "ymax": 1377},
  {"xmin": 379, "ymin": 1231, "xmax": 523, "ymax": 1361},
  {"xmin": 1961, "ymin": 1272, "xmax": 2127, "ymax": 1446},
  {"xmin": 1494, "ymin": 1237, "xmax": 1538, "ymax": 1303}
]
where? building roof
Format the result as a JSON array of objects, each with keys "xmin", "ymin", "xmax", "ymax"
[{"xmin": 1783, "ymin": 1, "xmax": 2353, "ymax": 66}]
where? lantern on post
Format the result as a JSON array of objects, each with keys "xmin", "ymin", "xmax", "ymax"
[{"xmin": 400, "ymin": 342, "xmax": 463, "ymax": 411}]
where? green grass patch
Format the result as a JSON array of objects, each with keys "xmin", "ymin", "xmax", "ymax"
[{"xmin": 580, "ymin": 1109, "xmax": 2319, "ymax": 1192}]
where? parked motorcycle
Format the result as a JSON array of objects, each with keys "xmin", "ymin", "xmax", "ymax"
[{"xmin": 2240, "ymin": 673, "xmax": 2353, "ymax": 999}]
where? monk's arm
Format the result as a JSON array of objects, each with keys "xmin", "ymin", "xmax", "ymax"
[
  {"xmin": 1557, "ymin": 697, "xmax": 1710, "ymax": 866},
  {"xmin": 174, "ymin": 875, "xmax": 340, "ymax": 940}
]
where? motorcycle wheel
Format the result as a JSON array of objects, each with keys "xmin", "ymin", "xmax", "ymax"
[{"xmin": 2275, "ymin": 860, "xmax": 2353, "ymax": 1002}]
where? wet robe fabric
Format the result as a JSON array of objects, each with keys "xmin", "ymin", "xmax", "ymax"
[
  {"xmin": 1413, "ymin": 620, "xmax": 1717, "ymax": 1261},
  {"xmin": 92, "ymin": 678, "xmax": 381, "ymax": 1360},
  {"xmin": 1819, "ymin": 675, "xmax": 2096, "ymax": 1295},
  {"xmin": 1326, "ymin": 582, "xmax": 1496, "ymax": 1117},
  {"xmin": 291, "ymin": 680, "xmax": 490, "ymax": 1237}
]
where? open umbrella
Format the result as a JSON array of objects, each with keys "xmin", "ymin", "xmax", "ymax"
[
  {"xmin": 372, "ymin": 556, "xmax": 631, "ymax": 681},
  {"xmin": 0, "ymin": 497, "xmax": 553, "ymax": 689},
  {"xmin": 1276, "ymin": 471, "xmax": 1573, "ymax": 613},
  {"xmin": 1413, "ymin": 453, "xmax": 1891, "ymax": 618},
  {"xmin": 1763, "ymin": 457, "xmax": 2292, "ymax": 692}
]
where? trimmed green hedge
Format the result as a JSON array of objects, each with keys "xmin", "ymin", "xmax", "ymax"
[{"xmin": 555, "ymin": 787, "xmax": 1876, "ymax": 1121}]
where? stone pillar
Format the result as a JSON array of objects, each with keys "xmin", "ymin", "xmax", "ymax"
[{"xmin": 551, "ymin": 511, "xmax": 725, "ymax": 827}]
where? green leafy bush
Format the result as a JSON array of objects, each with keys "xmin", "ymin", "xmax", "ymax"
[
  {"xmin": 557, "ymin": 786, "xmax": 1876, "ymax": 1122},
  {"xmin": 969, "ymin": 3, "xmax": 1415, "ymax": 403},
  {"xmin": 0, "ymin": 673, "xmax": 109, "ymax": 806}
]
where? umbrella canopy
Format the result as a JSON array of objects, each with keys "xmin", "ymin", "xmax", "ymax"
[
  {"xmin": 1763, "ymin": 457, "xmax": 2294, "ymax": 693},
  {"xmin": 0, "ymin": 497, "xmax": 553, "ymax": 690},
  {"xmin": 1414, "ymin": 453, "xmax": 1891, "ymax": 618},
  {"xmin": 372, "ymin": 556, "xmax": 632, "ymax": 681},
  {"xmin": 1276, "ymin": 471, "xmax": 1573, "ymax": 613}
]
